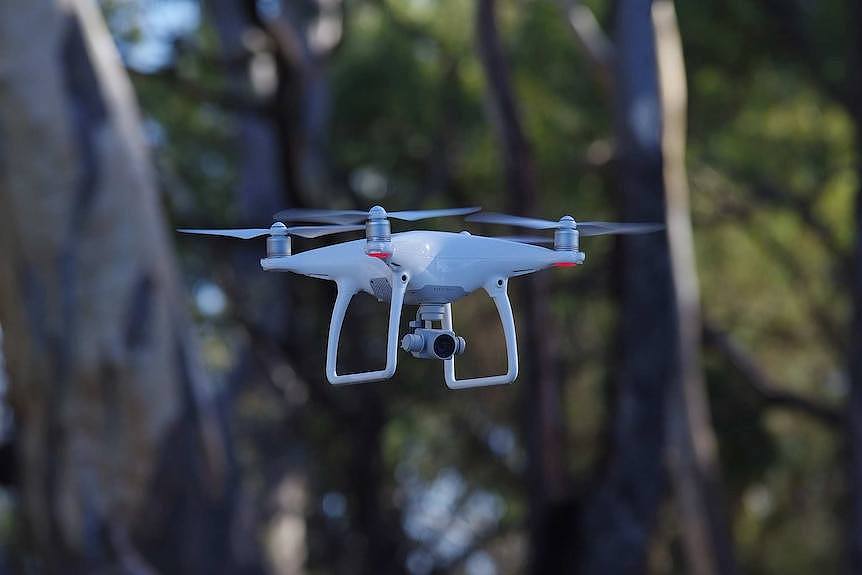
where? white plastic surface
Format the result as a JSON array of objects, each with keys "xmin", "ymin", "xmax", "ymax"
[
  {"xmin": 258, "ymin": 230, "xmax": 585, "ymax": 387},
  {"xmin": 441, "ymin": 278, "xmax": 518, "ymax": 389},
  {"xmin": 261, "ymin": 231, "xmax": 584, "ymax": 303},
  {"xmin": 325, "ymin": 271, "xmax": 409, "ymax": 385}
]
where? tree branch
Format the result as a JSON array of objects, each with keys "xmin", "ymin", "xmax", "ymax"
[
  {"xmin": 556, "ymin": 0, "xmax": 614, "ymax": 93},
  {"xmin": 760, "ymin": 0, "xmax": 850, "ymax": 108},
  {"xmin": 689, "ymin": 162, "xmax": 847, "ymax": 352},
  {"xmin": 127, "ymin": 66, "xmax": 266, "ymax": 113},
  {"xmin": 430, "ymin": 520, "xmax": 518, "ymax": 574},
  {"xmin": 748, "ymin": 178, "xmax": 847, "ymax": 263},
  {"xmin": 703, "ymin": 321, "xmax": 842, "ymax": 427}
]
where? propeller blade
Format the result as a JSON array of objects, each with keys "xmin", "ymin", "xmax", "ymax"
[
  {"xmin": 467, "ymin": 212, "xmax": 664, "ymax": 236},
  {"xmin": 389, "ymin": 207, "xmax": 481, "ymax": 221},
  {"xmin": 466, "ymin": 212, "xmax": 558, "ymax": 230},
  {"xmin": 286, "ymin": 224, "xmax": 365, "ymax": 238},
  {"xmin": 577, "ymin": 222, "xmax": 665, "ymax": 236},
  {"xmin": 177, "ymin": 228, "xmax": 271, "ymax": 239},
  {"xmin": 275, "ymin": 206, "xmax": 482, "ymax": 224},
  {"xmin": 495, "ymin": 235, "xmax": 554, "ymax": 244},
  {"xmin": 273, "ymin": 208, "xmax": 368, "ymax": 224}
]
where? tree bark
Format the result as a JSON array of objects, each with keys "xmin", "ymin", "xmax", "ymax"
[
  {"xmin": 207, "ymin": 4, "xmax": 406, "ymax": 574},
  {"xmin": 475, "ymin": 0, "xmax": 573, "ymax": 572},
  {"xmin": 258, "ymin": 0, "xmax": 338, "ymax": 207},
  {"xmin": 654, "ymin": 2, "xmax": 738, "ymax": 574},
  {"xmin": 576, "ymin": 1, "xmax": 674, "ymax": 572},
  {"xmin": 558, "ymin": 1, "xmax": 737, "ymax": 572},
  {"xmin": 0, "ymin": 1, "xmax": 234, "ymax": 571},
  {"xmin": 204, "ymin": 3, "xmax": 310, "ymax": 574}
]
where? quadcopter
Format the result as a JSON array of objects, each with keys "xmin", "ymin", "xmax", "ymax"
[{"xmin": 179, "ymin": 206, "xmax": 661, "ymax": 389}]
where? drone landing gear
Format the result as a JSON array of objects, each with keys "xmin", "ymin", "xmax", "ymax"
[
  {"xmin": 325, "ymin": 271, "xmax": 409, "ymax": 385},
  {"xmin": 324, "ymin": 274, "xmax": 518, "ymax": 388},
  {"xmin": 442, "ymin": 277, "xmax": 518, "ymax": 389}
]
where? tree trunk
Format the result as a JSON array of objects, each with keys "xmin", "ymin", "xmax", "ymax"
[
  {"xmin": 0, "ymin": 1, "xmax": 234, "ymax": 571},
  {"xmin": 208, "ymin": 4, "xmax": 405, "ymax": 574},
  {"xmin": 205, "ymin": 2, "xmax": 310, "ymax": 574},
  {"xmin": 576, "ymin": 0, "xmax": 674, "ymax": 572},
  {"xmin": 654, "ymin": 2, "xmax": 738, "ymax": 574},
  {"xmin": 475, "ymin": 0, "xmax": 573, "ymax": 572}
]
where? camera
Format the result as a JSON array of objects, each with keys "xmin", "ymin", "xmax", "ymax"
[{"xmin": 401, "ymin": 328, "xmax": 466, "ymax": 360}]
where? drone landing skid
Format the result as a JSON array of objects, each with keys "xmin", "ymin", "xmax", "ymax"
[
  {"xmin": 442, "ymin": 278, "xmax": 518, "ymax": 389},
  {"xmin": 324, "ymin": 273, "xmax": 518, "ymax": 388},
  {"xmin": 326, "ymin": 271, "xmax": 409, "ymax": 385}
]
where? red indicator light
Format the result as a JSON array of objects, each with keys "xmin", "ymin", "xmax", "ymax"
[
  {"xmin": 552, "ymin": 262, "xmax": 578, "ymax": 268},
  {"xmin": 367, "ymin": 252, "xmax": 391, "ymax": 259}
]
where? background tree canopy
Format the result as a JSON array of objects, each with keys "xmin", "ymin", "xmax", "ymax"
[{"xmin": 0, "ymin": 0, "xmax": 860, "ymax": 574}]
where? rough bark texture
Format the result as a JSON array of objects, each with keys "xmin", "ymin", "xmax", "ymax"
[
  {"xmin": 475, "ymin": 0, "xmax": 573, "ymax": 572},
  {"xmin": 654, "ymin": 2, "xmax": 738, "ymax": 574},
  {"xmin": 0, "ymin": 0, "xmax": 233, "ymax": 571},
  {"xmin": 576, "ymin": 0, "xmax": 674, "ymax": 572}
]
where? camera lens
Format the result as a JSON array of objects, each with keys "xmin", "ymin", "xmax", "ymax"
[{"xmin": 433, "ymin": 333, "xmax": 457, "ymax": 359}]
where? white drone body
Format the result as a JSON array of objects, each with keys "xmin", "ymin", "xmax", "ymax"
[{"xmin": 180, "ymin": 206, "xmax": 661, "ymax": 389}]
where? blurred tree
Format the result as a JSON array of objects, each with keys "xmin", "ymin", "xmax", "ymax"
[
  {"xmin": 202, "ymin": 2, "xmax": 409, "ymax": 573},
  {"xmin": 574, "ymin": 0, "xmax": 676, "ymax": 571},
  {"xmin": 0, "ymin": 0, "xmax": 237, "ymax": 571},
  {"xmin": 653, "ymin": 1, "xmax": 737, "ymax": 573},
  {"xmin": 1, "ymin": 0, "xmax": 858, "ymax": 572},
  {"xmin": 556, "ymin": 1, "xmax": 736, "ymax": 573},
  {"xmin": 843, "ymin": 0, "xmax": 862, "ymax": 570},
  {"xmin": 475, "ymin": 0, "xmax": 572, "ymax": 572}
]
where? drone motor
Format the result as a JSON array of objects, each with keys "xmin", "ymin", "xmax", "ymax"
[
  {"xmin": 267, "ymin": 222, "xmax": 291, "ymax": 257},
  {"xmin": 553, "ymin": 216, "xmax": 578, "ymax": 251},
  {"xmin": 365, "ymin": 205, "xmax": 392, "ymax": 259}
]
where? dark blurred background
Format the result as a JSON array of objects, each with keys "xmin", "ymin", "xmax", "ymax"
[{"xmin": 0, "ymin": 0, "xmax": 859, "ymax": 573}]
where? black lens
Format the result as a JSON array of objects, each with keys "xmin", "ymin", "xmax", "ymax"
[{"xmin": 433, "ymin": 333, "xmax": 457, "ymax": 359}]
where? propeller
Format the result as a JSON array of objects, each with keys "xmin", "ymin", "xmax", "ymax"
[
  {"xmin": 467, "ymin": 212, "xmax": 664, "ymax": 237},
  {"xmin": 178, "ymin": 223, "xmax": 364, "ymax": 239},
  {"xmin": 495, "ymin": 235, "xmax": 553, "ymax": 244},
  {"xmin": 273, "ymin": 206, "xmax": 481, "ymax": 225}
]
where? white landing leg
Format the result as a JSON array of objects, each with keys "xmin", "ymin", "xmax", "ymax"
[
  {"xmin": 442, "ymin": 277, "xmax": 518, "ymax": 389},
  {"xmin": 325, "ymin": 271, "xmax": 409, "ymax": 385}
]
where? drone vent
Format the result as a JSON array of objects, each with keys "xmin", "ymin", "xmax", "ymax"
[{"xmin": 370, "ymin": 277, "xmax": 392, "ymax": 302}]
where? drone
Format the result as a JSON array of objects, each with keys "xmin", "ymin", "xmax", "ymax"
[{"xmin": 179, "ymin": 206, "xmax": 662, "ymax": 389}]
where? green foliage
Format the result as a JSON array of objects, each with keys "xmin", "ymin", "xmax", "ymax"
[{"xmin": 119, "ymin": 0, "xmax": 858, "ymax": 571}]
